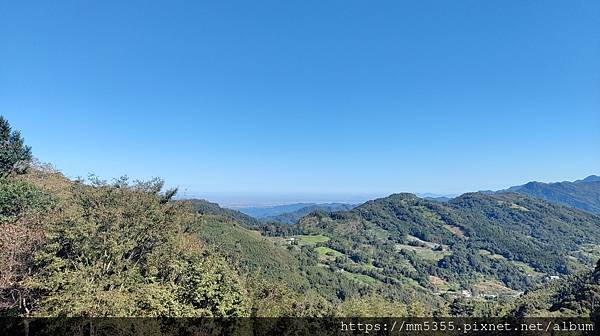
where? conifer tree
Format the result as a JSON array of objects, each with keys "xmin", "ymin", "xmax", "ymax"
[{"xmin": 0, "ymin": 116, "xmax": 32, "ymax": 177}]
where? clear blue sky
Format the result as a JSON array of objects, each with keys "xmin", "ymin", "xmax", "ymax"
[{"xmin": 1, "ymin": 1, "xmax": 599, "ymax": 205}]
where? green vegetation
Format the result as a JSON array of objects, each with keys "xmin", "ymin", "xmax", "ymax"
[
  {"xmin": 1, "ymin": 115, "xmax": 599, "ymax": 318},
  {"xmin": 188, "ymin": 199, "xmax": 260, "ymax": 227},
  {"xmin": 196, "ymin": 215, "xmax": 305, "ymax": 284},
  {"xmin": 1, "ymin": 174, "xmax": 249, "ymax": 317},
  {"xmin": 314, "ymin": 246, "xmax": 343, "ymax": 257},
  {"xmin": 291, "ymin": 191, "xmax": 600, "ymax": 300},
  {"xmin": 342, "ymin": 272, "xmax": 378, "ymax": 285},
  {"xmin": 509, "ymin": 261, "xmax": 600, "ymax": 318},
  {"xmin": 0, "ymin": 117, "xmax": 248, "ymax": 317},
  {"xmin": 0, "ymin": 116, "xmax": 32, "ymax": 177},
  {"xmin": 395, "ymin": 244, "xmax": 451, "ymax": 262},
  {"xmin": 507, "ymin": 177, "xmax": 600, "ymax": 215},
  {"xmin": 261, "ymin": 203, "xmax": 356, "ymax": 224},
  {"xmin": 295, "ymin": 234, "xmax": 329, "ymax": 245}
]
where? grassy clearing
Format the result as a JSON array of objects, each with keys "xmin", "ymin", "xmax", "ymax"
[
  {"xmin": 443, "ymin": 224, "xmax": 466, "ymax": 238},
  {"xmin": 479, "ymin": 249, "xmax": 543, "ymax": 276},
  {"xmin": 315, "ymin": 246, "xmax": 343, "ymax": 257},
  {"xmin": 395, "ymin": 244, "xmax": 451, "ymax": 262},
  {"xmin": 342, "ymin": 271, "xmax": 378, "ymax": 285},
  {"xmin": 479, "ymin": 249, "xmax": 507, "ymax": 261},
  {"xmin": 360, "ymin": 262, "xmax": 382, "ymax": 271},
  {"xmin": 406, "ymin": 235, "xmax": 439, "ymax": 249},
  {"xmin": 294, "ymin": 234, "xmax": 330, "ymax": 245},
  {"xmin": 472, "ymin": 281, "xmax": 519, "ymax": 297},
  {"xmin": 509, "ymin": 203, "xmax": 529, "ymax": 211},
  {"xmin": 578, "ymin": 244, "xmax": 600, "ymax": 259},
  {"xmin": 429, "ymin": 276, "xmax": 451, "ymax": 292},
  {"xmin": 512, "ymin": 261, "xmax": 545, "ymax": 276}
]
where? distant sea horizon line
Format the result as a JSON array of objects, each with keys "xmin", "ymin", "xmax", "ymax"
[{"xmin": 174, "ymin": 190, "xmax": 460, "ymax": 208}]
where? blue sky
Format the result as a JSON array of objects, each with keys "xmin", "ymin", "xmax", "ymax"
[{"xmin": 1, "ymin": 1, "xmax": 599, "ymax": 205}]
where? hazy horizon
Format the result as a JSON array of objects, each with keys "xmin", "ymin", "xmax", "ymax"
[
  {"xmin": 177, "ymin": 190, "xmax": 440, "ymax": 208},
  {"xmin": 175, "ymin": 174, "xmax": 597, "ymax": 207}
]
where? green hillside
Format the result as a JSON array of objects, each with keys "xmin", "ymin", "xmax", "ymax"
[
  {"xmin": 505, "ymin": 176, "xmax": 600, "ymax": 215},
  {"xmin": 509, "ymin": 261, "xmax": 600, "ymax": 317},
  {"xmin": 194, "ymin": 211, "xmax": 440, "ymax": 309},
  {"xmin": 188, "ymin": 199, "xmax": 261, "ymax": 227},
  {"xmin": 189, "ymin": 201, "xmax": 361, "ymax": 300},
  {"xmin": 291, "ymin": 192, "xmax": 600, "ymax": 302}
]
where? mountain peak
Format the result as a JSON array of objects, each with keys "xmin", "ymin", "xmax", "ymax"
[
  {"xmin": 503, "ymin": 176, "xmax": 600, "ymax": 215},
  {"xmin": 387, "ymin": 192, "xmax": 419, "ymax": 199},
  {"xmin": 578, "ymin": 175, "xmax": 600, "ymax": 183}
]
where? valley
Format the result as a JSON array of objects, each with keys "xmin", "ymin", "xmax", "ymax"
[{"xmin": 191, "ymin": 182, "xmax": 600, "ymax": 316}]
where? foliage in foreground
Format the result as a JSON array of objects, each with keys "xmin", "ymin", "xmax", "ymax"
[{"xmin": 1, "ymin": 172, "xmax": 249, "ymax": 316}]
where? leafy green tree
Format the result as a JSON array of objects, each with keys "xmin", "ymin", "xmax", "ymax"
[
  {"xmin": 24, "ymin": 177, "xmax": 249, "ymax": 317},
  {"xmin": 0, "ymin": 179, "xmax": 53, "ymax": 223},
  {"xmin": 0, "ymin": 117, "xmax": 32, "ymax": 177},
  {"xmin": 449, "ymin": 298, "xmax": 474, "ymax": 317},
  {"xmin": 0, "ymin": 180, "xmax": 54, "ymax": 315},
  {"xmin": 177, "ymin": 252, "xmax": 249, "ymax": 316}
]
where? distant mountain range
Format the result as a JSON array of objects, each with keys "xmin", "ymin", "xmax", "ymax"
[
  {"xmin": 502, "ymin": 175, "xmax": 600, "ymax": 215},
  {"xmin": 236, "ymin": 203, "xmax": 319, "ymax": 218},
  {"xmin": 236, "ymin": 203, "xmax": 357, "ymax": 223},
  {"xmin": 260, "ymin": 203, "xmax": 357, "ymax": 224},
  {"xmin": 229, "ymin": 175, "xmax": 600, "ymax": 225}
]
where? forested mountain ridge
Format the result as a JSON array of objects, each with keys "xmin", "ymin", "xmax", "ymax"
[
  {"xmin": 187, "ymin": 199, "xmax": 261, "ymax": 227},
  {"xmin": 503, "ymin": 175, "xmax": 600, "ymax": 215},
  {"xmin": 237, "ymin": 202, "xmax": 355, "ymax": 220},
  {"xmin": 261, "ymin": 203, "xmax": 356, "ymax": 224},
  {"xmin": 190, "ymin": 198, "xmax": 444, "ymax": 311},
  {"xmin": 447, "ymin": 192, "xmax": 600, "ymax": 272},
  {"xmin": 292, "ymin": 192, "xmax": 600, "ymax": 300},
  {"xmin": 237, "ymin": 203, "xmax": 317, "ymax": 218}
]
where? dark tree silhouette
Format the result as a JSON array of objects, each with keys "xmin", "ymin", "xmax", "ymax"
[{"xmin": 0, "ymin": 116, "xmax": 32, "ymax": 177}]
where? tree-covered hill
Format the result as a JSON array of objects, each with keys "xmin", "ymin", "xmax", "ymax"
[
  {"xmin": 261, "ymin": 203, "xmax": 356, "ymax": 224},
  {"xmin": 447, "ymin": 192, "xmax": 600, "ymax": 273},
  {"xmin": 503, "ymin": 176, "xmax": 600, "ymax": 215},
  {"xmin": 237, "ymin": 203, "xmax": 317, "ymax": 218},
  {"xmin": 290, "ymin": 191, "xmax": 600, "ymax": 306},
  {"xmin": 187, "ymin": 199, "xmax": 261, "ymax": 227},
  {"xmin": 509, "ymin": 261, "xmax": 600, "ymax": 318},
  {"xmin": 192, "ymin": 201, "xmax": 444, "ymax": 314},
  {"xmin": 237, "ymin": 203, "xmax": 355, "ymax": 221}
]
